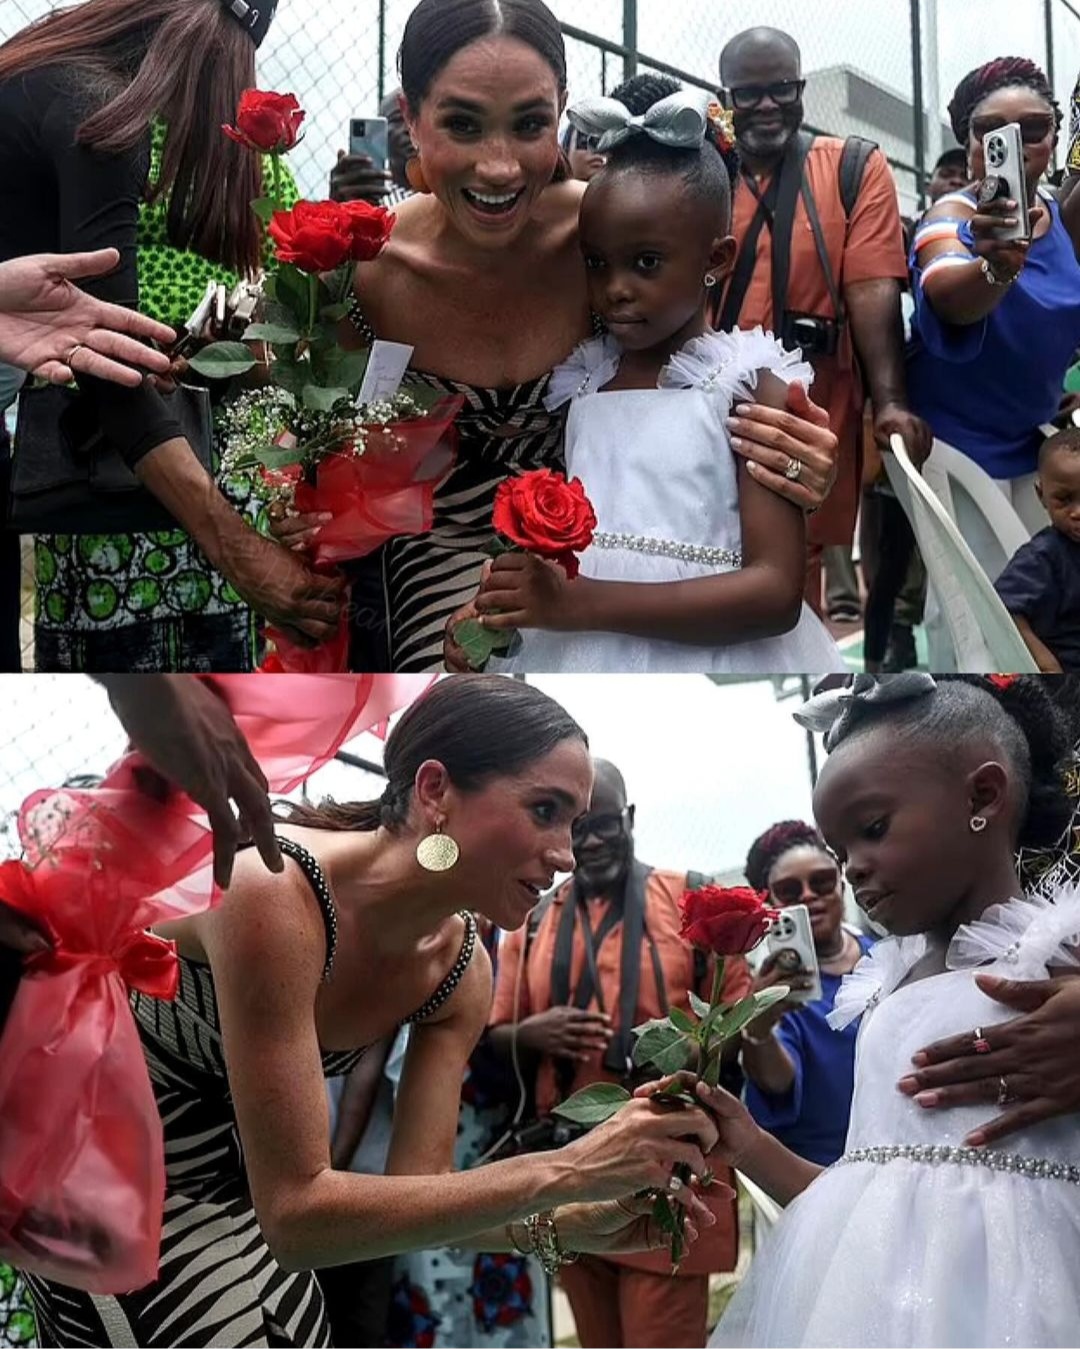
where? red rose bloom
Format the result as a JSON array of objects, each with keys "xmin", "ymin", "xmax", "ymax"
[
  {"xmin": 679, "ymin": 884, "xmax": 778, "ymax": 956},
  {"xmin": 340, "ymin": 200, "xmax": 396, "ymax": 262},
  {"xmin": 492, "ymin": 469, "xmax": 597, "ymax": 579},
  {"xmin": 268, "ymin": 200, "xmax": 355, "ymax": 273},
  {"xmin": 223, "ymin": 89, "xmax": 305, "ymax": 154},
  {"xmin": 987, "ymin": 674, "xmax": 1019, "ymax": 691}
]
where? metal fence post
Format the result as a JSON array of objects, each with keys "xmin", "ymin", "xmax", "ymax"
[
  {"xmin": 622, "ymin": 0, "xmax": 638, "ymax": 85},
  {"xmin": 378, "ymin": 0, "xmax": 387, "ymax": 103},
  {"xmin": 910, "ymin": 0, "xmax": 927, "ymax": 211}
]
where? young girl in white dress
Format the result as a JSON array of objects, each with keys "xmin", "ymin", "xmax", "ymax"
[
  {"xmin": 463, "ymin": 88, "xmax": 845, "ymax": 675},
  {"xmin": 701, "ymin": 673, "xmax": 1080, "ymax": 1348}
]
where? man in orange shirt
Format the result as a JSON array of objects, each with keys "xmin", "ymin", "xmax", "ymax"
[
  {"xmin": 489, "ymin": 760, "xmax": 751, "ymax": 1349},
  {"xmin": 715, "ymin": 27, "xmax": 932, "ymax": 615}
]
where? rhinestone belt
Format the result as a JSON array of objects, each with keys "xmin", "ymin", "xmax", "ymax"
[
  {"xmin": 838, "ymin": 1144, "xmax": 1080, "ymax": 1184},
  {"xmin": 591, "ymin": 532, "xmax": 742, "ymax": 569}
]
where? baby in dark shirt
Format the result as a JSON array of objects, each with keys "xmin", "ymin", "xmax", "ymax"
[{"xmin": 995, "ymin": 428, "xmax": 1080, "ymax": 672}]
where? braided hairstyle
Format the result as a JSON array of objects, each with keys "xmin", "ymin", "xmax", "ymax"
[
  {"xmin": 947, "ymin": 56, "xmax": 1061, "ymax": 148},
  {"xmin": 600, "ymin": 72, "xmax": 739, "ymax": 225},
  {"xmin": 825, "ymin": 675, "xmax": 1073, "ymax": 854},
  {"xmin": 745, "ymin": 819, "xmax": 827, "ymax": 892}
]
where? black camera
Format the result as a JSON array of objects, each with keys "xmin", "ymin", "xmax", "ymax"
[{"xmin": 781, "ymin": 311, "xmax": 841, "ymax": 358}]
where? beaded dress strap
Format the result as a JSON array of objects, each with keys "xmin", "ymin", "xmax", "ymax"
[
  {"xmin": 275, "ymin": 836, "xmax": 338, "ymax": 982},
  {"xmin": 404, "ymin": 911, "xmax": 478, "ymax": 1022}
]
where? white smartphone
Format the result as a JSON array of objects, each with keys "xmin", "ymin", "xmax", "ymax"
[
  {"xmin": 349, "ymin": 116, "xmax": 389, "ymax": 173},
  {"xmin": 981, "ymin": 123, "xmax": 1030, "ymax": 242},
  {"xmin": 764, "ymin": 904, "xmax": 822, "ymax": 1005}
]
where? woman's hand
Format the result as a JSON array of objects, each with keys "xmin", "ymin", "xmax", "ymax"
[
  {"xmin": 553, "ymin": 1187, "xmax": 723, "ymax": 1258},
  {"xmin": 747, "ymin": 955, "xmax": 812, "ymax": 1035},
  {"xmin": 267, "ymin": 509, "xmax": 333, "ymax": 553},
  {"xmin": 969, "ymin": 192, "xmax": 1043, "ymax": 281},
  {"xmin": 635, "ymin": 1073, "xmax": 764, "ymax": 1172},
  {"xmin": 727, "ymin": 382, "xmax": 838, "ymax": 512},
  {"xmin": 474, "ymin": 552, "xmax": 575, "ymax": 632},
  {"xmin": 898, "ymin": 972, "xmax": 1080, "ymax": 1147},
  {"xmin": 562, "ymin": 1096, "xmax": 718, "ymax": 1202}
]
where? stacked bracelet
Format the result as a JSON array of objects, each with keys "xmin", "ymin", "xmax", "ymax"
[
  {"xmin": 980, "ymin": 257, "xmax": 1018, "ymax": 288},
  {"xmin": 525, "ymin": 1210, "xmax": 579, "ymax": 1275}
]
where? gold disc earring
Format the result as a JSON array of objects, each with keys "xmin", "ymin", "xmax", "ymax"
[{"xmin": 416, "ymin": 820, "xmax": 460, "ymax": 871}]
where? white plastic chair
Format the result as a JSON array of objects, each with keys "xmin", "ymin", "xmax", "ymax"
[
  {"xmin": 884, "ymin": 435, "xmax": 1038, "ymax": 673},
  {"xmin": 920, "ymin": 439, "xmax": 1032, "ymax": 581}
]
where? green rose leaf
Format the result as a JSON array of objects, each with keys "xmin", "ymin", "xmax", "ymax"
[
  {"xmin": 688, "ymin": 991, "xmax": 712, "ymax": 1021},
  {"xmin": 302, "ymin": 384, "xmax": 351, "ymax": 413},
  {"xmin": 668, "ymin": 1006, "xmax": 698, "ymax": 1035},
  {"xmin": 253, "ymin": 443, "xmax": 304, "ymax": 469},
  {"xmin": 320, "ymin": 301, "xmax": 351, "ymax": 322},
  {"xmin": 318, "ymin": 345, "xmax": 370, "ymax": 391},
  {"xmin": 711, "ymin": 985, "xmax": 791, "ymax": 1042},
  {"xmin": 243, "ymin": 321, "xmax": 301, "ymax": 344},
  {"xmin": 250, "ymin": 196, "xmax": 277, "ymax": 223},
  {"xmin": 552, "ymin": 1082, "xmax": 632, "ymax": 1126},
  {"xmin": 275, "ymin": 264, "xmax": 312, "ymax": 326},
  {"xmin": 452, "ymin": 618, "xmax": 515, "ymax": 671},
  {"xmin": 632, "ymin": 1019, "xmax": 694, "ymax": 1074},
  {"xmin": 187, "ymin": 341, "xmax": 257, "ymax": 379}
]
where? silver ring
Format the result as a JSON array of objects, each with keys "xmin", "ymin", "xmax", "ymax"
[
  {"xmin": 783, "ymin": 455, "xmax": 803, "ymax": 482},
  {"xmin": 997, "ymin": 1075, "xmax": 1012, "ymax": 1106},
  {"xmin": 667, "ymin": 1174, "xmax": 684, "ymax": 1194}
]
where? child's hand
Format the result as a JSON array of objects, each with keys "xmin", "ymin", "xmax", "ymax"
[
  {"xmin": 634, "ymin": 1072, "xmax": 763, "ymax": 1171},
  {"xmin": 475, "ymin": 552, "xmax": 574, "ymax": 631},
  {"xmin": 443, "ymin": 597, "xmax": 481, "ymax": 672}
]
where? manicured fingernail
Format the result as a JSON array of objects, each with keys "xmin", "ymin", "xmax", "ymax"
[
  {"xmin": 730, "ymin": 436, "xmax": 744, "ymax": 450},
  {"xmin": 734, "ymin": 404, "xmax": 752, "ymax": 415},
  {"xmin": 898, "ymin": 1076, "xmax": 919, "ymax": 1094},
  {"xmin": 966, "ymin": 1130, "xmax": 987, "ymax": 1148},
  {"xmin": 915, "ymin": 1090, "xmax": 940, "ymax": 1108},
  {"xmin": 910, "ymin": 1052, "xmax": 929, "ymax": 1067},
  {"xmin": 746, "ymin": 461, "xmax": 759, "ymax": 475}
]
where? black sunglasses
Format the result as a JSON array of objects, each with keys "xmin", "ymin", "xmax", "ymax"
[
  {"xmin": 726, "ymin": 79, "xmax": 806, "ymax": 111},
  {"xmin": 771, "ymin": 866, "xmax": 840, "ymax": 906},
  {"xmin": 971, "ymin": 113, "xmax": 1056, "ymax": 146},
  {"xmin": 571, "ymin": 130, "xmax": 603, "ymax": 154},
  {"xmin": 571, "ymin": 807, "xmax": 630, "ymax": 846}
]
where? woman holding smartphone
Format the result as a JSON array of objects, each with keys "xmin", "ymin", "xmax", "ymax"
[
  {"xmin": 906, "ymin": 57, "xmax": 1080, "ymax": 576},
  {"xmin": 0, "ymin": 0, "xmax": 342, "ymax": 671},
  {"xmin": 738, "ymin": 820, "xmax": 873, "ymax": 1167}
]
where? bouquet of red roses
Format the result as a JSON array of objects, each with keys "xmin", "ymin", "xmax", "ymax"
[
  {"xmin": 453, "ymin": 468, "xmax": 597, "ymax": 669},
  {"xmin": 192, "ymin": 90, "xmax": 462, "ymax": 671},
  {"xmin": 553, "ymin": 884, "xmax": 785, "ymax": 1268}
]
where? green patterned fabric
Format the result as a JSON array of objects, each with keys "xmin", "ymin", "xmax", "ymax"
[
  {"xmin": 0, "ymin": 1264, "xmax": 35, "ymax": 1348},
  {"xmin": 33, "ymin": 123, "xmax": 297, "ymax": 671}
]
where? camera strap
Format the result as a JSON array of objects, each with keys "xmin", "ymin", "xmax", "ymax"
[{"xmin": 769, "ymin": 130, "xmax": 816, "ymax": 332}]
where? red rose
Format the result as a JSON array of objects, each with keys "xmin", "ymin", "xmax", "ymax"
[
  {"xmin": 223, "ymin": 89, "xmax": 305, "ymax": 154},
  {"xmin": 987, "ymin": 674, "xmax": 1019, "ymax": 691},
  {"xmin": 341, "ymin": 200, "xmax": 396, "ymax": 262},
  {"xmin": 492, "ymin": 469, "xmax": 597, "ymax": 579},
  {"xmin": 268, "ymin": 200, "xmax": 355, "ymax": 273},
  {"xmin": 679, "ymin": 884, "xmax": 778, "ymax": 956}
]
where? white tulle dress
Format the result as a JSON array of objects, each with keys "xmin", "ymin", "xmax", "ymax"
[
  {"xmin": 492, "ymin": 328, "xmax": 847, "ymax": 674},
  {"xmin": 711, "ymin": 888, "xmax": 1080, "ymax": 1348}
]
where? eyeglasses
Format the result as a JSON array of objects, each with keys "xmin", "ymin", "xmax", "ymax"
[
  {"xmin": 971, "ymin": 114, "xmax": 1056, "ymax": 146},
  {"xmin": 571, "ymin": 130, "xmax": 603, "ymax": 154},
  {"xmin": 571, "ymin": 808, "xmax": 629, "ymax": 846},
  {"xmin": 770, "ymin": 866, "xmax": 839, "ymax": 906},
  {"xmin": 726, "ymin": 79, "xmax": 806, "ymax": 111}
]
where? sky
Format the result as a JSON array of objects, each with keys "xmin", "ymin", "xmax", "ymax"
[
  {"xmin": 2, "ymin": 0, "xmax": 1074, "ymax": 198},
  {"xmin": 0, "ymin": 674, "xmax": 819, "ymax": 879}
]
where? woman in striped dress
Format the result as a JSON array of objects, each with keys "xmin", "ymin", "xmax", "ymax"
[
  {"xmin": 23, "ymin": 677, "xmax": 720, "ymax": 1348},
  {"xmin": 319, "ymin": 0, "xmax": 843, "ymax": 672}
]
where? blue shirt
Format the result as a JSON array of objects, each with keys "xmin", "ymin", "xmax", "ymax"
[
  {"xmin": 744, "ymin": 934, "xmax": 874, "ymax": 1167},
  {"xmin": 906, "ymin": 192, "xmax": 1080, "ymax": 479},
  {"xmin": 994, "ymin": 524, "xmax": 1080, "ymax": 671}
]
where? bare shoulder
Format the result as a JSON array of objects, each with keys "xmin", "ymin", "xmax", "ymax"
[
  {"xmin": 424, "ymin": 917, "xmax": 493, "ymax": 1030},
  {"xmin": 534, "ymin": 177, "xmax": 587, "ymax": 243}
]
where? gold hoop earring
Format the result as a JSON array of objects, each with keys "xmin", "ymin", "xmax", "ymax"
[
  {"xmin": 969, "ymin": 815, "xmax": 988, "ymax": 834},
  {"xmin": 416, "ymin": 820, "xmax": 460, "ymax": 871},
  {"xmin": 405, "ymin": 156, "xmax": 431, "ymax": 194}
]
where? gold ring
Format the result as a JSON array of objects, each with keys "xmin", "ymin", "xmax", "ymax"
[
  {"xmin": 64, "ymin": 343, "xmax": 86, "ymax": 368},
  {"xmin": 267, "ymin": 501, "xmax": 287, "ymax": 523}
]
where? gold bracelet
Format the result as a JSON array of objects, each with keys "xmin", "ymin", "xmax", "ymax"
[{"xmin": 525, "ymin": 1210, "xmax": 579, "ymax": 1275}]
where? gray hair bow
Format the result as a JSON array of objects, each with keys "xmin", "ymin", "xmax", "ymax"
[
  {"xmin": 567, "ymin": 89, "xmax": 713, "ymax": 153},
  {"xmin": 793, "ymin": 673, "xmax": 938, "ymax": 752}
]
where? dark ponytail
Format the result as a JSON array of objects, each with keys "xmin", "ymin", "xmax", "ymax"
[{"xmin": 278, "ymin": 675, "xmax": 588, "ymax": 835}]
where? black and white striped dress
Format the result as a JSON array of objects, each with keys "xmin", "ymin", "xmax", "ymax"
[
  {"xmin": 348, "ymin": 302, "xmax": 571, "ymax": 672},
  {"xmin": 23, "ymin": 840, "xmax": 475, "ymax": 1348}
]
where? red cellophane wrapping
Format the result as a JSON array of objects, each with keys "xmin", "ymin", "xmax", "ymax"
[
  {"xmin": 262, "ymin": 395, "xmax": 464, "ymax": 672},
  {"xmin": 0, "ymin": 674, "xmax": 432, "ymax": 1292}
]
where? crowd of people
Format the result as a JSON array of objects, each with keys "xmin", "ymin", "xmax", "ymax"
[{"xmin": 2, "ymin": 0, "xmax": 1075, "ymax": 674}]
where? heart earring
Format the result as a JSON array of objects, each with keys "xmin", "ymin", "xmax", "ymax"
[
  {"xmin": 969, "ymin": 815, "xmax": 988, "ymax": 834},
  {"xmin": 704, "ymin": 273, "xmax": 718, "ymax": 288}
]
